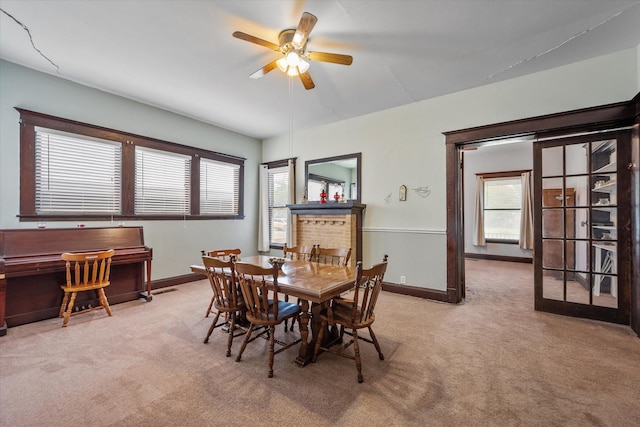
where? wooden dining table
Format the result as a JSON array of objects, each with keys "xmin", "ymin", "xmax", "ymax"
[{"xmin": 191, "ymin": 255, "xmax": 356, "ymax": 366}]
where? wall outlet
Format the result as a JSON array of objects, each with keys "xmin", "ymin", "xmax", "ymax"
[{"xmin": 400, "ymin": 275, "xmax": 406, "ymax": 284}]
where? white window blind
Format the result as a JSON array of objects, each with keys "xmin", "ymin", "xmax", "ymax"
[
  {"xmin": 200, "ymin": 158, "xmax": 240, "ymax": 215},
  {"xmin": 483, "ymin": 177, "xmax": 522, "ymax": 241},
  {"xmin": 34, "ymin": 127, "xmax": 121, "ymax": 214},
  {"xmin": 135, "ymin": 146, "xmax": 191, "ymax": 214},
  {"xmin": 268, "ymin": 166, "xmax": 289, "ymax": 245}
]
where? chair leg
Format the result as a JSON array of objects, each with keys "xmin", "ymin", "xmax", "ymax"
[
  {"xmin": 98, "ymin": 288, "xmax": 112, "ymax": 316},
  {"xmin": 59, "ymin": 292, "xmax": 69, "ymax": 318},
  {"xmin": 226, "ymin": 312, "xmax": 236, "ymax": 357},
  {"xmin": 267, "ymin": 325, "xmax": 275, "ymax": 378},
  {"xmin": 312, "ymin": 319, "xmax": 327, "ymax": 362},
  {"xmin": 62, "ymin": 292, "xmax": 77, "ymax": 326},
  {"xmin": 203, "ymin": 311, "xmax": 221, "ymax": 344},
  {"xmin": 352, "ymin": 329, "xmax": 364, "ymax": 383},
  {"xmin": 205, "ymin": 295, "xmax": 215, "ymax": 317},
  {"xmin": 283, "ymin": 295, "xmax": 290, "ymax": 332},
  {"xmin": 368, "ymin": 326, "xmax": 384, "ymax": 360},
  {"xmin": 236, "ymin": 324, "xmax": 254, "ymax": 362}
]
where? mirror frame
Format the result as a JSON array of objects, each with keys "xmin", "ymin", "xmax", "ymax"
[{"xmin": 305, "ymin": 152, "xmax": 361, "ymax": 203}]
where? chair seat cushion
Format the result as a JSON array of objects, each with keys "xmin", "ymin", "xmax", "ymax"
[
  {"xmin": 247, "ymin": 300, "xmax": 300, "ymax": 324},
  {"xmin": 274, "ymin": 300, "xmax": 301, "ymax": 321}
]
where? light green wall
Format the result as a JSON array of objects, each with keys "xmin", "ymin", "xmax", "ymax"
[
  {"xmin": 0, "ymin": 60, "xmax": 262, "ymax": 280},
  {"xmin": 263, "ymin": 47, "xmax": 640, "ymax": 291},
  {"xmin": 2, "ymin": 45, "xmax": 638, "ymax": 289}
]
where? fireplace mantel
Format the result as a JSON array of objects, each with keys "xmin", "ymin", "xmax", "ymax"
[
  {"xmin": 287, "ymin": 202, "xmax": 366, "ymax": 264},
  {"xmin": 287, "ymin": 201, "xmax": 366, "ymax": 215}
]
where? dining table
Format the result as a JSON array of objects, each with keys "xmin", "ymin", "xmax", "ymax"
[{"xmin": 191, "ymin": 255, "xmax": 357, "ymax": 366}]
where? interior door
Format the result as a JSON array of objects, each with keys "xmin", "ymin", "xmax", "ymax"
[{"xmin": 534, "ymin": 130, "xmax": 631, "ymax": 324}]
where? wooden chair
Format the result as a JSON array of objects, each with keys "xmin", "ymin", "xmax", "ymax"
[
  {"xmin": 202, "ymin": 255, "xmax": 246, "ymax": 356},
  {"xmin": 59, "ymin": 249, "xmax": 115, "ymax": 327},
  {"xmin": 201, "ymin": 248, "xmax": 241, "ymax": 317},
  {"xmin": 314, "ymin": 246, "xmax": 352, "ymax": 266},
  {"xmin": 234, "ymin": 261, "xmax": 301, "ymax": 378},
  {"xmin": 283, "ymin": 244, "xmax": 314, "ymax": 261},
  {"xmin": 281, "ymin": 244, "xmax": 314, "ymax": 332},
  {"xmin": 312, "ymin": 255, "xmax": 388, "ymax": 383}
]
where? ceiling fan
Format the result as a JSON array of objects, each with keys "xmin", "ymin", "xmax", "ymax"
[{"xmin": 232, "ymin": 12, "xmax": 353, "ymax": 90}]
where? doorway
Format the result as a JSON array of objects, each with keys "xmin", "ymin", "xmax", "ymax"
[{"xmin": 443, "ymin": 98, "xmax": 638, "ymax": 331}]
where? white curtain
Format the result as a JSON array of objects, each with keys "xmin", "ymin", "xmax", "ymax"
[
  {"xmin": 257, "ymin": 164, "xmax": 270, "ymax": 252},
  {"xmin": 473, "ymin": 175, "xmax": 486, "ymax": 246},
  {"xmin": 286, "ymin": 159, "xmax": 295, "ymax": 246},
  {"xmin": 519, "ymin": 171, "xmax": 534, "ymax": 250}
]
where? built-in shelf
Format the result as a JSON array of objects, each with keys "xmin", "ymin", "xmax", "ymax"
[
  {"xmin": 592, "ymin": 181, "xmax": 616, "ymax": 193},
  {"xmin": 593, "ymin": 161, "xmax": 616, "ymax": 174}
]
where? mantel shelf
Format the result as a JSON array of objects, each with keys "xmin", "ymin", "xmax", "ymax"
[{"xmin": 287, "ymin": 201, "xmax": 366, "ymax": 215}]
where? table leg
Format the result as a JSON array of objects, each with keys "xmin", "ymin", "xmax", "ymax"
[{"xmin": 295, "ymin": 299, "xmax": 311, "ymax": 366}]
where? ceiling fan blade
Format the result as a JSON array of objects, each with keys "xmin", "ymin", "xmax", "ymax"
[
  {"xmin": 249, "ymin": 60, "xmax": 279, "ymax": 79},
  {"xmin": 293, "ymin": 12, "xmax": 317, "ymax": 48},
  {"xmin": 232, "ymin": 31, "xmax": 280, "ymax": 51},
  {"xmin": 307, "ymin": 51, "xmax": 353, "ymax": 66},
  {"xmin": 298, "ymin": 70, "xmax": 315, "ymax": 90}
]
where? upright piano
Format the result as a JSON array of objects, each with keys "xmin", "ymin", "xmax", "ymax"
[{"xmin": 0, "ymin": 226, "xmax": 153, "ymax": 336}]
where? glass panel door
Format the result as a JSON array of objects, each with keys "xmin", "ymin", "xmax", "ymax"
[{"xmin": 534, "ymin": 131, "xmax": 630, "ymax": 324}]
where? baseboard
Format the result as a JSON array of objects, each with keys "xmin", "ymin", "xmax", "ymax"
[
  {"xmin": 382, "ymin": 282, "xmax": 449, "ymax": 302},
  {"xmin": 465, "ymin": 253, "xmax": 532, "ymax": 263},
  {"xmin": 152, "ymin": 273, "xmax": 205, "ymax": 290},
  {"xmin": 158, "ymin": 273, "xmax": 451, "ymax": 304}
]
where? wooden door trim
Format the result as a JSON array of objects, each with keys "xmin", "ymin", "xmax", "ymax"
[{"xmin": 444, "ymin": 94, "xmax": 639, "ymax": 321}]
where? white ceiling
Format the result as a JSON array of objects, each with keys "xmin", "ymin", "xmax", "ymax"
[{"xmin": 1, "ymin": 0, "xmax": 639, "ymax": 140}]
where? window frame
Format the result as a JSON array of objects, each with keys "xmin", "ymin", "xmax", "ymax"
[
  {"xmin": 18, "ymin": 108, "xmax": 245, "ymax": 221},
  {"xmin": 264, "ymin": 158, "xmax": 295, "ymax": 249},
  {"xmin": 478, "ymin": 170, "xmax": 528, "ymax": 244}
]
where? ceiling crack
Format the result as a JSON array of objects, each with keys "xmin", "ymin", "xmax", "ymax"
[
  {"xmin": 485, "ymin": 1, "xmax": 640, "ymax": 82},
  {"xmin": 1, "ymin": 8, "xmax": 60, "ymax": 73}
]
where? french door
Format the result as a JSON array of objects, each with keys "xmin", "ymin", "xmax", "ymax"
[{"xmin": 534, "ymin": 130, "xmax": 631, "ymax": 324}]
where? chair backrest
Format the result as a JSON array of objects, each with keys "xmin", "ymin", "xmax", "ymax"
[
  {"xmin": 202, "ymin": 255, "xmax": 240, "ymax": 310},
  {"xmin": 235, "ymin": 262, "xmax": 281, "ymax": 322},
  {"xmin": 348, "ymin": 255, "xmax": 388, "ymax": 325},
  {"xmin": 61, "ymin": 249, "xmax": 114, "ymax": 288},
  {"xmin": 283, "ymin": 244, "xmax": 314, "ymax": 261},
  {"xmin": 314, "ymin": 246, "xmax": 352, "ymax": 266},
  {"xmin": 201, "ymin": 248, "xmax": 242, "ymax": 261}
]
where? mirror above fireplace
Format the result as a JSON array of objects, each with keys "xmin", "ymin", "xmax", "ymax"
[{"xmin": 305, "ymin": 153, "xmax": 361, "ymax": 203}]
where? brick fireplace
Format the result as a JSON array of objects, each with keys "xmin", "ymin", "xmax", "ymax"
[{"xmin": 287, "ymin": 202, "xmax": 366, "ymax": 266}]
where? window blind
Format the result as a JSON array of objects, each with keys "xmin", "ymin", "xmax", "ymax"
[
  {"xmin": 135, "ymin": 146, "xmax": 191, "ymax": 214},
  {"xmin": 200, "ymin": 157, "xmax": 240, "ymax": 215},
  {"xmin": 34, "ymin": 127, "xmax": 121, "ymax": 214}
]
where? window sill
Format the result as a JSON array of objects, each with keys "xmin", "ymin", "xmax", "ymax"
[
  {"xmin": 485, "ymin": 239, "xmax": 520, "ymax": 245},
  {"xmin": 19, "ymin": 214, "xmax": 245, "ymax": 221}
]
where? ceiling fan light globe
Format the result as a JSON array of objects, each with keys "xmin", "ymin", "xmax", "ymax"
[
  {"xmin": 298, "ymin": 59, "xmax": 310, "ymax": 73},
  {"xmin": 286, "ymin": 66, "xmax": 299, "ymax": 77},
  {"xmin": 286, "ymin": 51, "xmax": 300, "ymax": 67},
  {"xmin": 276, "ymin": 57, "xmax": 289, "ymax": 73}
]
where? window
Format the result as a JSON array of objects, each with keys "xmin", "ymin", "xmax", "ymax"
[
  {"xmin": 200, "ymin": 158, "xmax": 240, "ymax": 215},
  {"xmin": 483, "ymin": 176, "xmax": 522, "ymax": 242},
  {"xmin": 135, "ymin": 146, "xmax": 191, "ymax": 214},
  {"xmin": 19, "ymin": 108, "xmax": 244, "ymax": 221},
  {"xmin": 35, "ymin": 128, "xmax": 121, "ymax": 214},
  {"xmin": 264, "ymin": 159, "xmax": 294, "ymax": 248}
]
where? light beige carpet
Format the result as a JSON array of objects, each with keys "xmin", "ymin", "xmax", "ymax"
[{"xmin": 1, "ymin": 259, "xmax": 638, "ymax": 426}]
